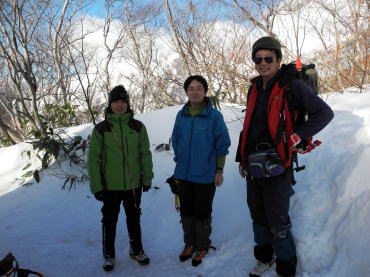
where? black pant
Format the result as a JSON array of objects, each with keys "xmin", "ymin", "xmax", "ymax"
[
  {"xmin": 178, "ymin": 180, "xmax": 216, "ymax": 220},
  {"xmin": 178, "ymin": 180, "xmax": 216, "ymax": 250},
  {"xmin": 101, "ymin": 189, "xmax": 142, "ymax": 258},
  {"xmin": 246, "ymin": 170, "xmax": 297, "ymax": 262}
]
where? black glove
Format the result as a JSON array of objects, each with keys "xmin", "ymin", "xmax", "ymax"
[
  {"xmin": 142, "ymin": 185, "xmax": 151, "ymax": 192},
  {"xmin": 166, "ymin": 175, "xmax": 178, "ymax": 195},
  {"xmin": 94, "ymin": 190, "xmax": 105, "ymax": 201}
]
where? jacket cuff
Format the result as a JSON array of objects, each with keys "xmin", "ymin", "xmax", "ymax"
[{"xmin": 240, "ymin": 161, "xmax": 247, "ymax": 167}]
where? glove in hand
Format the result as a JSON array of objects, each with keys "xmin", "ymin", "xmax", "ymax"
[
  {"xmin": 239, "ymin": 165, "xmax": 248, "ymax": 178},
  {"xmin": 94, "ymin": 190, "xmax": 105, "ymax": 201},
  {"xmin": 291, "ymin": 133, "xmax": 322, "ymax": 154},
  {"xmin": 296, "ymin": 139, "xmax": 321, "ymax": 154},
  {"xmin": 166, "ymin": 175, "xmax": 178, "ymax": 195},
  {"xmin": 142, "ymin": 185, "xmax": 151, "ymax": 192}
]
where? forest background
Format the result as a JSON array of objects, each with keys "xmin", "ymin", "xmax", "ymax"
[{"xmin": 0, "ymin": 0, "xmax": 368, "ymax": 147}]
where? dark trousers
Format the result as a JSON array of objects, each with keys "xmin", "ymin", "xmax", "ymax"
[
  {"xmin": 178, "ymin": 180, "xmax": 216, "ymax": 251},
  {"xmin": 246, "ymin": 170, "xmax": 297, "ymax": 270},
  {"xmin": 101, "ymin": 188, "xmax": 142, "ymax": 258}
]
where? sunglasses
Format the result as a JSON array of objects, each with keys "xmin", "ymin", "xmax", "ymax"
[{"xmin": 253, "ymin": 56, "xmax": 274, "ymax": 64}]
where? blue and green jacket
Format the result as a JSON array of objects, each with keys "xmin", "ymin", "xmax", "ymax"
[{"xmin": 171, "ymin": 99, "xmax": 231, "ymax": 184}]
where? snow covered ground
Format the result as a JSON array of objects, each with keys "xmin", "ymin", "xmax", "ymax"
[{"xmin": 1, "ymin": 88, "xmax": 370, "ymax": 277}]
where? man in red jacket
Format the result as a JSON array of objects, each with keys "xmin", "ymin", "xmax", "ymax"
[{"xmin": 236, "ymin": 37, "xmax": 334, "ymax": 277}]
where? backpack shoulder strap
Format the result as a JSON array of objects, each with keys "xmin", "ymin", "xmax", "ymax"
[
  {"xmin": 245, "ymin": 77, "xmax": 259, "ymax": 109},
  {"xmin": 284, "ymin": 83, "xmax": 296, "ymax": 113},
  {"xmin": 128, "ymin": 118, "xmax": 143, "ymax": 132},
  {"xmin": 94, "ymin": 120, "xmax": 110, "ymax": 190},
  {"xmin": 95, "ymin": 118, "xmax": 143, "ymax": 135},
  {"xmin": 95, "ymin": 120, "xmax": 110, "ymax": 137},
  {"xmin": 278, "ymin": 70, "xmax": 296, "ymax": 113}
]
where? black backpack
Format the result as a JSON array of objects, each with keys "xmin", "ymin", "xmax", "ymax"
[
  {"xmin": 0, "ymin": 252, "xmax": 44, "ymax": 277},
  {"xmin": 280, "ymin": 59, "xmax": 319, "ymax": 95},
  {"xmin": 279, "ymin": 59, "xmax": 322, "ymax": 176}
]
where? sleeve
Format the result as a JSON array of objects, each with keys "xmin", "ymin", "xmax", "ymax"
[
  {"xmin": 171, "ymin": 112, "xmax": 181, "ymax": 162},
  {"xmin": 214, "ymin": 111, "xmax": 231, "ymax": 158},
  {"xmin": 216, "ymin": 156, "xmax": 226, "ymax": 173},
  {"xmin": 87, "ymin": 128, "xmax": 104, "ymax": 194},
  {"xmin": 292, "ymin": 80, "xmax": 334, "ymax": 139},
  {"xmin": 139, "ymin": 124, "xmax": 154, "ymax": 186},
  {"xmin": 235, "ymin": 131, "xmax": 243, "ymax": 162}
]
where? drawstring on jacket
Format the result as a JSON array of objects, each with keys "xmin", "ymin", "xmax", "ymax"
[{"xmin": 107, "ymin": 119, "xmax": 139, "ymax": 210}]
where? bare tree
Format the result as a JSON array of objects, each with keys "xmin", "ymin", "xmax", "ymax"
[
  {"xmin": 51, "ymin": 0, "xmax": 72, "ymax": 105},
  {"xmin": 0, "ymin": 0, "xmax": 368, "ymax": 146},
  {"xmin": 101, "ymin": 0, "xmax": 128, "ymax": 98},
  {"xmin": 163, "ymin": 0, "xmax": 193, "ymax": 76},
  {"xmin": 309, "ymin": 0, "xmax": 369, "ymax": 91},
  {"xmin": 0, "ymin": 0, "xmax": 48, "ymax": 138},
  {"xmin": 64, "ymin": 15, "xmax": 100, "ymax": 125},
  {"xmin": 119, "ymin": 1, "xmax": 163, "ymax": 113}
]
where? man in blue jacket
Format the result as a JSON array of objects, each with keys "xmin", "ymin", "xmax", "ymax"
[
  {"xmin": 171, "ymin": 75, "xmax": 231, "ymax": 267},
  {"xmin": 236, "ymin": 37, "xmax": 334, "ymax": 277}
]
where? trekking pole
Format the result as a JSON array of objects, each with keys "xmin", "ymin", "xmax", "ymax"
[
  {"xmin": 108, "ymin": 121, "xmax": 139, "ymax": 209},
  {"xmin": 175, "ymin": 195, "xmax": 180, "ymax": 212}
]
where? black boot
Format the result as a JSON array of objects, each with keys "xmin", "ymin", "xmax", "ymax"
[
  {"xmin": 102, "ymin": 256, "xmax": 115, "ymax": 271},
  {"xmin": 249, "ymin": 244, "xmax": 275, "ymax": 276},
  {"xmin": 129, "ymin": 248, "xmax": 150, "ymax": 265},
  {"xmin": 276, "ymin": 256, "xmax": 297, "ymax": 277}
]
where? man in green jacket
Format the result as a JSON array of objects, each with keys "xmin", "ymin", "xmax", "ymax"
[{"xmin": 88, "ymin": 85, "xmax": 154, "ymax": 272}]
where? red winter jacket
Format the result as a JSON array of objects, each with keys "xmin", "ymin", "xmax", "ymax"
[{"xmin": 239, "ymin": 82, "xmax": 296, "ymax": 167}]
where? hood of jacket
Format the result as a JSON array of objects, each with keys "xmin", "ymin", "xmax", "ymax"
[{"xmin": 180, "ymin": 97, "xmax": 214, "ymax": 117}]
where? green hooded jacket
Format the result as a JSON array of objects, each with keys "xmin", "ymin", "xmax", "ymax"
[{"xmin": 88, "ymin": 112, "xmax": 153, "ymax": 193}]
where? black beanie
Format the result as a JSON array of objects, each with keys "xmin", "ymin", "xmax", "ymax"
[
  {"xmin": 252, "ymin": 36, "xmax": 282, "ymax": 60},
  {"xmin": 109, "ymin": 85, "xmax": 129, "ymax": 106}
]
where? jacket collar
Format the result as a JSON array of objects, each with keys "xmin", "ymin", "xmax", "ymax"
[
  {"xmin": 106, "ymin": 111, "xmax": 131, "ymax": 123},
  {"xmin": 181, "ymin": 97, "xmax": 213, "ymax": 117},
  {"xmin": 251, "ymin": 72, "xmax": 280, "ymax": 92}
]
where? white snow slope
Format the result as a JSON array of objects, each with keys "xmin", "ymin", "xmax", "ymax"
[{"xmin": 1, "ymin": 88, "xmax": 370, "ymax": 277}]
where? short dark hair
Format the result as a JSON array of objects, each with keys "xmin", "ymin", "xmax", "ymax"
[{"xmin": 183, "ymin": 75, "xmax": 208, "ymax": 93}]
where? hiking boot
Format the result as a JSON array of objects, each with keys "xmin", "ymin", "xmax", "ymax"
[
  {"xmin": 129, "ymin": 249, "xmax": 150, "ymax": 265},
  {"xmin": 191, "ymin": 250, "xmax": 207, "ymax": 267},
  {"xmin": 249, "ymin": 258, "xmax": 274, "ymax": 276},
  {"xmin": 102, "ymin": 256, "xmax": 115, "ymax": 272},
  {"xmin": 179, "ymin": 245, "xmax": 195, "ymax": 262},
  {"xmin": 275, "ymin": 257, "xmax": 297, "ymax": 277}
]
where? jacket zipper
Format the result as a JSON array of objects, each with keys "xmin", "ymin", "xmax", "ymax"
[
  {"xmin": 185, "ymin": 117, "xmax": 195, "ymax": 180},
  {"xmin": 119, "ymin": 119, "xmax": 126, "ymax": 190}
]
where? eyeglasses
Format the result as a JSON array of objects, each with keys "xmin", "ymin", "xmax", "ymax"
[
  {"xmin": 253, "ymin": 56, "xmax": 274, "ymax": 64},
  {"xmin": 187, "ymin": 87, "xmax": 204, "ymax": 93}
]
